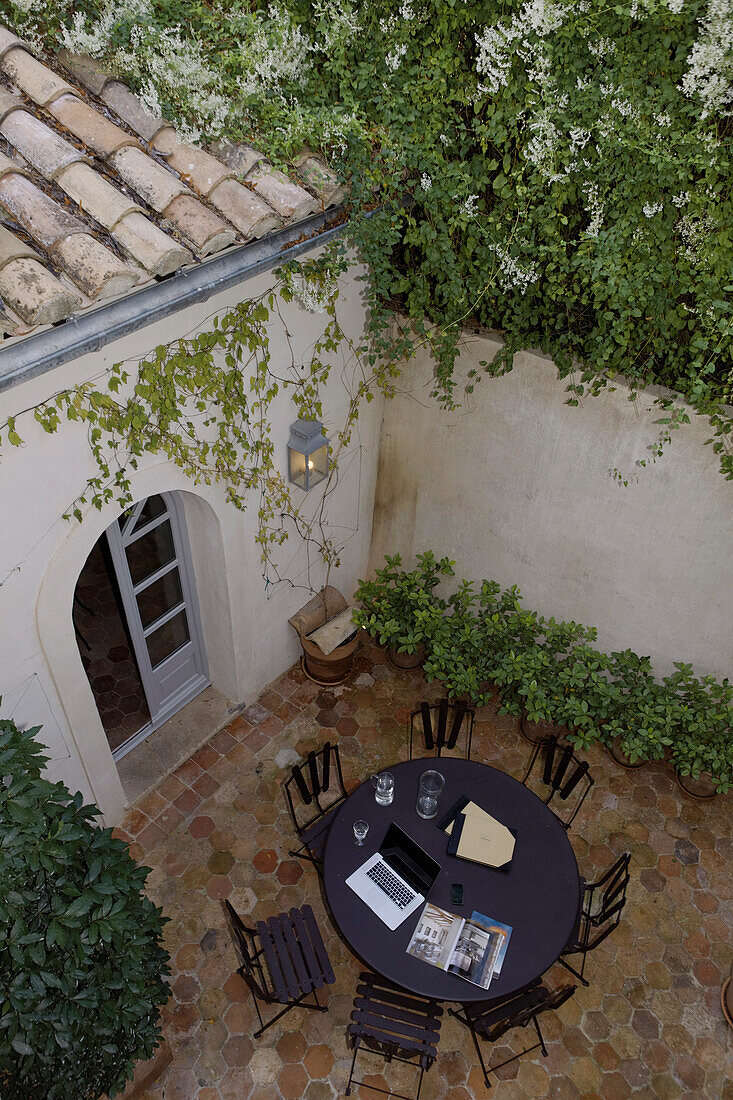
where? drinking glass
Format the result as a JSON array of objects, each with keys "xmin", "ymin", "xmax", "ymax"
[
  {"xmin": 371, "ymin": 771, "xmax": 395, "ymax": 805},
  {"xmin": 416, "ymin": 769, "xmax": 445, "ymax": 819},
  {"xmin": 353, "ymin": 820, "xmax": 369, "ymax": 846}
]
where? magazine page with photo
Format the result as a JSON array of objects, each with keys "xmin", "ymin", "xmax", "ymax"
[{"xmin": 406, "ymin": 903, "xmax": 510, "ymax": 991}]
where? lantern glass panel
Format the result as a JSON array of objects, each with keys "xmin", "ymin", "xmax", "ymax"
[
  {"xmin": 307, "ymin": 444, "xmax": 328, "ymax": 488},
  {"xmin": 288, "ymin": 447, "xmax": 307, "ymax": 490}
]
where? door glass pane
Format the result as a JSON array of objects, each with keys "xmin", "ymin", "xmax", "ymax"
[
  {"xmin": 126, "ymin": 520, "xmax": 175, "ymax": 586},
  {"xmin": 133, "ymin": 494, "xmax": 167, "ymax": 531},
  {"xmin": 146, "ymin": 609, "xmax": 190, "ymax": 668},
  {"xmin": 136, "ymin": 567, "xmax": 183, "ymax": 629}
]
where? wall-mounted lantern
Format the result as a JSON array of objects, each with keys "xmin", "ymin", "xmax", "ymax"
[{"xmin": 287, "ymin": 419, "xmax": 330, "ymax": 491}]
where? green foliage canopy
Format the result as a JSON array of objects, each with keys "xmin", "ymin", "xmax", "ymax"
[
  {"xmin": 0, "ymin": 718, "xmax": 170, "ymax": 1100},
  {"xmin": 3, "ymin": 0, "xmax": 732, "ymax": 474}
]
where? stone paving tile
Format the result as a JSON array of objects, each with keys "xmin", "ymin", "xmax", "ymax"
[{"xmin": 112, "ymin": 646, "xmax": 733, "ymax": 1099}]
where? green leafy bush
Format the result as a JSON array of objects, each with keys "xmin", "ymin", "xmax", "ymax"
[
  {"xmin": 353, "ymin": 551, "xmax": 455, "ymax": 655},
  {"xmin": 0, "ymin": 718, "xmax": 170, "ymax": 1100},
  {"xmin": 360, "ymin": 553, "xmax": 733, "ymax": 789}
]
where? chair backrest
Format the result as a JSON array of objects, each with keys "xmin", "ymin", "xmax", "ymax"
[
  {"xmin": 472, "ymin": 981, "xmax": 576, "ymax": 1041},
  {"xmin": 410, "ymin": 699, "xmax": 474, "ymax": 760},
  {"xmin": 222, "ymin": 900, "xmax": 271, "ymax": 1001},
  {"xmin": 349, "ymin": 971, "xmax": 443, "ymax": 1069},
  {"xmin": 284, "ymin": 741, "xmax": 347, "ymax": 837},
  {"xmin": 584, "ymin": 851, "xmax": 631, "ymax": 950},
  {"xmin": 523, "ymin": 736, "xmax": 593, "ymax": 828}
]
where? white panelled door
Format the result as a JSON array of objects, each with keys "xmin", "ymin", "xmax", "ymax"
[{"xmin": 104, "ymin": 492, "xmax": 209, "ymax": 759}]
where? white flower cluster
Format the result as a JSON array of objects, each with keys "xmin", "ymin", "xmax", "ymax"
[
  {"xmin": 582, "ymin": 181, "xmax": 604, "ymax": 237},
  {"xmin": 420, "ymin": 173, "xmax": 432, "ymax": 191},
  {"xmin": 386, "ymin": 43, "xmax": 408, "ymax": 71},
  {"xmin": 672, "ymin": 191, "xmax": 691, "ymax": 206},
  {"xmin": 475, "ymin": 0, "xmax": 566, "ymax": 97},
  {"xmin": 291, "ymin": 274, "xmax": 338, "ymax": 313},
  {"xmin": 313, "ymin": 1, "xmax": 360, "ymax": 53},
  {"xmin": 524, "ymin": 111, "xmax": 564, "ymax": 180},
  {"xmin": 588, "ymin": 37, "xmax": 616, "ymax": 58},
  {"xmin": 400, "ymin": 0, "xmax": 415, "ymax": 20},
  {"xmin": 459, "ymin": 194, "xmax": 480, "ymax": 219},
  {"xmin": 439, "ymin": 133, "xmax": 451, "ymax": 145},
  {"xmin": 60, "ymin": 0, "xmax": 152, "ymax": 58},
  {"xmin": 678, "ymin": 211, "xmax": 715, "ymax": 262},
  {"xmin": 666, "ymin": 0, "xmax": 686, "ymax": 13},
  {"xmin": 643, "ymin": 201, "xmax": 663, "ymax": 217},
  {"xmin": 680, "ymin": 0, "xmax": 733, "ymax": 116},
  {"xmin": 489, "ymin": 243, "xmax": 540, "ymax": 294},
  {"xmin": 237, "ymin": 5, "xmax": 315, "ymax": 99},
  {"xmin": 654, "ymin": 111, "xmax": 672, "ymax": 126}
]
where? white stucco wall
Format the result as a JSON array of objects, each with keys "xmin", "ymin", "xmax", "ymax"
[
  {"xmin": 370, "ymin": 329, "xmax": 733, "ymax": 682},
  {"xmin": 0, "ymin": 250, "xmax": 383, "ymax": 823}
]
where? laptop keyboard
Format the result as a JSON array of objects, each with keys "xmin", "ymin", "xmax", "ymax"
[{"xmin": 366, "ymin": 861, "xmax": 416, "ymax": 909}]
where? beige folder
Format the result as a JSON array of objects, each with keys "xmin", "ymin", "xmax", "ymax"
[{"xmin": 445, "ymin": 801, "xmax": 515, "ymax": 868}]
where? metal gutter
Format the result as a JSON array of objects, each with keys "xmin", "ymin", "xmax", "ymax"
[{"xmin": 0, "ymin": 205, "xmax": 350, "ymax": 394}]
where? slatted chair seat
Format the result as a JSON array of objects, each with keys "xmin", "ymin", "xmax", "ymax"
[
  {"xmin": 223, "ymin": 900, "xmax": 335, "ymax": 1037},
  {"xmin": 284, "ymin": 741, "xmax": 348, "ymax": 874},
  {"xmin": 560, "ymin": 851, "xmax": 630, "ymax": 985},
  {"xmin": 409, "ymin": 698, "xmax": 475, "ymax": 761},
  {"xmin": 346, "ymin": 972, "xmax": 443, "ymax": 1099},
  {"xmin": 521, "ymin": 735, "xmax": 594, "ymax": 830},
  {"xmin": 450, "ymin": 981, "xmax": 576, "ymax": 1089}
]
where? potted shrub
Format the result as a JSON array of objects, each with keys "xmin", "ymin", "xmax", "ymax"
[
  {"xmin": 664, "ymin": 664, "xmax": 733, "ymax": 798},
  {"xmin": 422, "ymin": 581, "xmax": 491, "ymax": 705},
  {"xmin": 601, "ymin": 651, "xmax": 672, "ymax": 768},
  {"xmin": 353, "ymin": 551, "xmax": 454, "ymax": 668},
  {"xmin": 0, "ymin": 717, "xmax": 170, "ymax": 1100}
]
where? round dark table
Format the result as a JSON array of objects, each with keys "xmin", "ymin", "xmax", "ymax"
[{"xmin": 323, "ymin": 758, "xmax": 581, "ymax": 1003}]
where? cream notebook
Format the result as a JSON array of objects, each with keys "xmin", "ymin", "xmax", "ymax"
[{"xmin": 444, "ymin": 801, "xmax": 516, "ymax": 868}]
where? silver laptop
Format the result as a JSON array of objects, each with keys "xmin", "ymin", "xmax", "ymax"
[{"xmin": 346, "ymin": 823, "xmax": 441, "ymax": 930}]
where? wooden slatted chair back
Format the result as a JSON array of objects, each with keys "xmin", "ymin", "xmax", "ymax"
[{"xmin": 348, "ymin": 971, "xmax": 443, "ymax": 1069}]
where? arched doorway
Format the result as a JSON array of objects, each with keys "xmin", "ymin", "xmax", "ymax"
[{"xmin": 73, "ymin": 492, "xmax": 209, "ymax": 759}]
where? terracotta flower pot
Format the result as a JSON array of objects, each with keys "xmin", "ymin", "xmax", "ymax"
[
  {"xmin": 519, "ymin": 711, "xmax": 566, "ymax": 745},
  {"xmin": 606, "ymin": 737, "xmax": 646, "ymax": 770},
  {"xmin": 722, "ymin": 960, "xmax": 733, "ymax": 1028},
  {"xmin": 101, "ymin": 1035, "xmax": 172, "ymax": 1099},
  {"xmin": 387, "ymin": 643, "xmax": 426, "ymax": 670},
  {"xmin": 675, "ymin": 768, "xmax": 717, "ymax": 800}
]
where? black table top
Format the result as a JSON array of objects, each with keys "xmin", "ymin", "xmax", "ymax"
[{"xmin": 323, "ymin": 757, "xmax": 581, "ymax": 1003}]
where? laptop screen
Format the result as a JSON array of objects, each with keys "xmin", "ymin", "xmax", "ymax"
[{"xmin": 380, "ymin": 823, "xmax": 441, "ymax": 895}]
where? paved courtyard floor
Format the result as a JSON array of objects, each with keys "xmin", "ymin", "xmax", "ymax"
[{"xmin": 112, "ymin": 644, "xmax": 733, "ymax": 1100}]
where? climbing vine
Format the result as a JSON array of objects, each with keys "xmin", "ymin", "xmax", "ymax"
[{"xmin": 0, "ymin": 248, "xmax": 403, "ymax": 592}]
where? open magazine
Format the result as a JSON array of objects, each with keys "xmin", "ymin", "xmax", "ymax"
[{"xmin": 406, "ymin": 903, "xmax": 512, "ymax": 990}]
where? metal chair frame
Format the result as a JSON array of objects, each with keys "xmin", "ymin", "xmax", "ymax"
[
  {"xmin": 223, "ymin": 900, "xmax": 334, "ymax": 1038},
  {"xmin": 449, "ymin": 982, "xmax": 576, "ymax": 1089},
  {"xmin": 521, "ymin": 735, "xmax": 594, "ymax": 829},
  {"xmin": 560, "ymin": 851, "xmax": 631, "ymax": 985},
  {"xmin": 284, "ymin": 740, "xmax": 348, "ymax": 871},
  {"xmin": 346, "ymin": 971, "xmax": 443, "ymax": 1100},
  {"xmin": 409, "ymin": 699, "xmax": 475, "ymax": 761}
]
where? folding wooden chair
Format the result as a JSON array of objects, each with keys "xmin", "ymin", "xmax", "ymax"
[
  {"xmin": 521, "ymin": 735, "xmax": 593, "ymax": 829},
  {"xmin": 450, "ymin": 981, "xmax": 576, "ymax": 1088},
  {"xmin": 284, "ymin": 741, "xmax": 348, "ymax": 872},
  {"xmin": 560, "ymin": 851, "xmax": 631, "ymax": 985},
  {"xmin": 346, "ymin": 971, "xmax": 443, "ymax": 1099},
  {"xmin": 409, "ymin": 699, "xmax": 475, "ymax": 761},
  {"xmin": 223, "ymin": 900, "xmax": 335, "ymax": 1037}
]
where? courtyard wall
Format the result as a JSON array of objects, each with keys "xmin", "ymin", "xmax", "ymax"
[{"xmin": 370, "ymin": 328, "xmax": 732, "ymax": 681}]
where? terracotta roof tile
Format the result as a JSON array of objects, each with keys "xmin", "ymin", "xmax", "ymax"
[
  {"xmin": 0, "ymin": 225, "xmax": 81, "ymax": 324},
  {"xmin": 153, "ymin": 128, "xmax": 233, "ymax": 197},
  {"xmin": 245, "ymin": 163, "xmax": 319, "ymax": 221},
  {"xmin": 57, "ymin": 48, "xmax": 114, "ymax": 97},
  {"xmin": 1, "ymin": 45, "xmax": 75, "ymax": 107},
  {"xmin": 0, "ymin": 26, "xmax": 348, "ymax": 342},
  {"xmin": 161, "ymin": 193, "xmax": 235, "ymax": 256},
  {"xmin": 207, "ymin": 176, "xmax": 281, "ymax": 238},
  {"xmin": 1, "ymin": 108, "xmax": 90, "ymax": 180},
  {"xmin": 295, "ymin": 153, "xmax": 347, "ymax": 208},
  {"xmin": 100, "ymin": 81, "xmax": 167, "ymax": 144},
  {"xmin": 51, "ymin": 232, "xmax": 140, "ymax": 300},
  {"xmin": 108, "ymin": 145, "xmax": 188, "ymax": 213},
  {"xmin": 48, "ymin": 93, "xmax": 139, "ymax": 157}
]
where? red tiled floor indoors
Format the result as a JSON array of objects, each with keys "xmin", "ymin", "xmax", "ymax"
[{"xmin": 112, "ymin": 644, "xmax": 733, "ymax": 1100}]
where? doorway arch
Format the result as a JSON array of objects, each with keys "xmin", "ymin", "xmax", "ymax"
[{"xmin": 74, "ymin": 491, "xmax": 209, "ymax": 760}]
